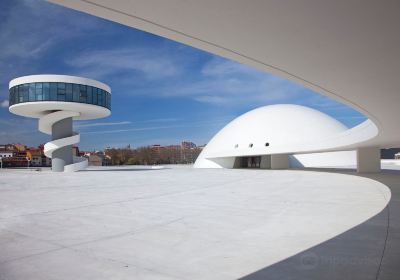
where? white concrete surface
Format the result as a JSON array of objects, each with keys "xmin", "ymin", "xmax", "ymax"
[
  {"xmin": 291, "ymin": 150, "xmax": 356, "ymax": 168},
  {"xmin": 9, "ymin": 101, "xmax": 110, "ymax": 121},
  {"xmin": 0, "ymin": 166, "xmax": 391, "ymax": 280},
  {"xmin": 381, "ymin": 160, "xmax": 400, "ymax": 171}
]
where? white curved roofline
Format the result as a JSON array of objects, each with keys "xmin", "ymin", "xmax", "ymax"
[
  {"xmin": 9, "ymin": 74, "xmax": 111, "ymax": 93},
  {"xmin": 205, "ymin": 119, "xmax": 378, "ymax": 159},
  {"xmin": 50, "ymin": 1, "xmax": 400, "ymax": 150}
]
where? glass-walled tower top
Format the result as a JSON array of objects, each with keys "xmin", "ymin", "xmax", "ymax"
[{"xmin": 8, "ymin": 75, "xmax": 111, "ymax": 120}]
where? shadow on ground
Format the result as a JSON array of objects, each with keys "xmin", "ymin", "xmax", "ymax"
[{"xmin": 240, "ymin": 169, "xmax": 400, "ymax": 280}]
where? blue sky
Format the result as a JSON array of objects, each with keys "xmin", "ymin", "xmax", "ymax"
[{"xmin": 0, "ymin": 0, "xmax": 366, "ymax": 150}]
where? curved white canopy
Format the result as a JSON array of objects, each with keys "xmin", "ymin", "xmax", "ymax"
[{"xmin": 50, "ymin": 0, "xmax": 400, "ymax": 150}]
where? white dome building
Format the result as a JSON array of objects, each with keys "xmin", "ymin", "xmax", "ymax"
[{"xmin": 194, "ymin": 104, "xmax": 356, "ymax": 169}]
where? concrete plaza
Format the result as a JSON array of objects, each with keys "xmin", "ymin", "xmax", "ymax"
[{"xmin": 0, "ymin": 166, "xmax": 398, "ymax": 280}]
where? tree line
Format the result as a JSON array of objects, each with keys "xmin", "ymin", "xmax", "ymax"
[{"xmin": 105, "ymin": 146, "xmax": 202, "ymax": 165}]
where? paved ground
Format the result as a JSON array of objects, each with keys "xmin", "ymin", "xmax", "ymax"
[
  {"xmin": 241, "ymin": 168, "xmax": 400, "ymax": 280},
  {"xmin": 0, "ymin": 166, "xmax": 396, "ymax": 280}
]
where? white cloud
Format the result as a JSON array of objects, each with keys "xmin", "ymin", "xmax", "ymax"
[
  {"xmin": 1, "ymin": 99, "xmax": 9, "ymax": 108},
  {"xmin": 162, "ymin": 57, "xmax": 306, "ymax": 106},
  {"xmin": 76, "ymin": 118, "xmax": 181, "ymax": 129},
  {"xmin": 76, "ymin": 121, "xmax": 131, "ymax": 128},
  {"xmin": 63, "ymin": 40, "xmax": 315, "ymax": 108},
  {"xmin": 139, "ymin": 118, "xmax": 181, "ymax": 123},
  {"xmin": 0, "ymin": 1, "xmax": 99, "ymax": 61},
  {"xmin": 83, "ymin": 124, "xmax": 186, "ymax": 135},
  {"xmin": 82, "ymin": 119, "xmax": 228, "ymax": 135},
  {"xmin": 66, "ymin": 48, "xmax": 181, "ymax": 80},
  {"xmin": 201, "ymin": 58, "xmax": 254, "ymax": 77}
]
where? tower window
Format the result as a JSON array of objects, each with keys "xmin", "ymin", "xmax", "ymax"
[
  {"xmin": 234, "ymin": 144, "xmax": 238, "ymax": 148},
  {"xmin": 265, "ymin": 142, "xmax": 269, "ymax": 147},
  {"xmin": 249, "ymin": 143, "xmax": 253, "ymax": 148}
]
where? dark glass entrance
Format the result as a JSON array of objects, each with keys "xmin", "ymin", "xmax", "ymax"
[{"xmin": 235, "ymin": 156, "xmax": 261, "ymax": 168}]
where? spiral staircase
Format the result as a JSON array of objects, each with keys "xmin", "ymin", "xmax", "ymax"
[{"xmin": 38, "ymin": 110, "xmax": 88, "ymax": 172}]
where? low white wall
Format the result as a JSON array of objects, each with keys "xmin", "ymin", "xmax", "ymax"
[
  {"xmin": 194, "ymin": 156, "xmax": 236, "ymax": 168},
  {"xmin": 290, "ymin": 150, "xmax": 356, "ymax": 168}
]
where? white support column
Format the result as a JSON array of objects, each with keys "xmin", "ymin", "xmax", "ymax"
[
  {"xmin": 357, "ymin": 147, "xmax": 381, "ymax": 173},
  {"xmin": 271, "ymin": 154, "xmax": 289, "ymax": 169}
]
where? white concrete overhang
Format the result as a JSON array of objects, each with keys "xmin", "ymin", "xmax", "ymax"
[
  {"xmin": 204, "ymin": 119, "xmax": 378, "ymax": 159},
  {"xmin": 9, "ymin": 102, "xmax": 110, "ymax": 120},
  {"xmin": 49, "ymin": 0, "xmax": 400, "ymax": 150}
]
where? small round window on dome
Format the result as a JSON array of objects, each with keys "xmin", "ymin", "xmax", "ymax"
[
  {"xmin": 265, "ymin": 142, "xmax": 269, "ymax": 147},
  {"xmin": 249, "ymin": 143, "xmax": 253, "ymax": 148}
]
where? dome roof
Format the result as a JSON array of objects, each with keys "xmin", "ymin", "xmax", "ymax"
[{"xmin": 195, "ymin": 104, "xmax": 351, "ymax": 168}]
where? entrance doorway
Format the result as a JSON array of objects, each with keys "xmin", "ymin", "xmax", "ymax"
[
  {"xmin": 234, "ymin": 156, "xmax": 261, "ymax": 168},
  {"xmin": 233, "ymin": 155, "xmax": 272, "ymax": 169}
]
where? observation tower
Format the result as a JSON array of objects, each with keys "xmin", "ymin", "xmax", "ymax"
[{"xmin": 8, "ymin": 75, "xmax": 111, "ymax": 172}]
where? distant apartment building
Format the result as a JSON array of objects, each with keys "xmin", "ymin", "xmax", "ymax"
[
  {"xmin": 151, "ymin": 144, "xmax": 162, "ymax": 152},
  {"xmin": 26, "ymin": 148, "xmax": 43, "ymax": 166},
  {"xmin": 0, "ymin": 144, "xmax": 16, "ymax": 151},
  {"xmin": 84, "ymin": 151, "xmax": 111, "ymax": 166},
  {"xmin": 181, "ymin": 141, "xmax": 196, "ymax": 149},
  {"xmin": 0, "ymin": 148, "xmax": 28, "ymax": 167},
  {"xmin": 13, "ymin": 143, "xmax": 27, "ymax": 152},
  {"xmin": 166, "ymin": 145, "xmax": 181, "ymax": 150},
  {"xmin": 0, "ymin": 144, "xmax": 16, "ymax": 160},
  {"xmin": 88, "ymin": 154, "xmax": 103, "ymax": 166},
  {"xmin": 0, "ymin": 143, "xmax": 52, "ymax": 168},
  {"xmin": 42, "ymin": 157, "xmax": 52, "ymax": 167},
  {"xmin": 0, "ymin": 150, "xmax": 14, "ymax": 158}
]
